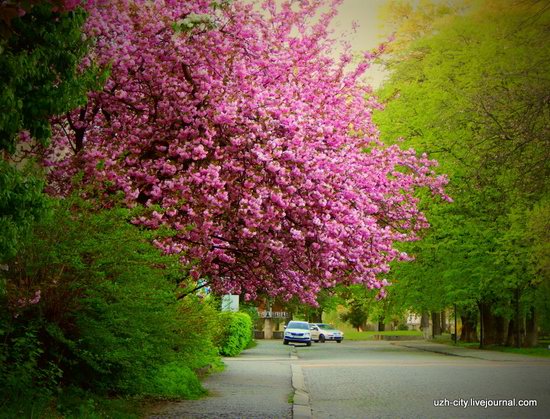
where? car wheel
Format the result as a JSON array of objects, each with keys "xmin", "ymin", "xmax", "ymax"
[
  {"xmin": 319, "ymin": 334, "xmax": 326, "ymax": 343},
  {"xmin": 336, "ymin": 339, "xmax": 342, "ymax": 343},
  {"xmin": 283, "ymin": 339, "xmax": 289, "ymax": 345},
  {"xmin": 306, "ymin": 341, "xmax": 312, "ymax": 347}
]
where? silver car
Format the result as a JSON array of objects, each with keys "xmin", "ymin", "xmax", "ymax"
[
  {"xmin": 309, "ymin": 323, "xmax": 344, "ymax": 343},
  {"xmin": 283, "ymin": 321, "xmax": 312, "ymax": 346}
]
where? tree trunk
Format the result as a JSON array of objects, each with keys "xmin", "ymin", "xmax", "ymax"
[
  {"xmin": 515, "ymin": 287, "xmax": 522, "ymax": 348},
  {"xmin": 441, "ymin": 310, "xmax": 447, "ymax": 334},
  {"xmin": 525, "ymin": 307, "xmax": 538, "ymax": 348},
  {"xmin": 494, "ymin": 314, "xmax": 507, "ymax": 346},
  {"xmin": 460, "ymin": 313, "xmax": 477, "ymax": 342},
  {"xmin": 480, "ymin": 301, "xmax": 497, "ymax": 345},
  {"xmin": 309, "ymin": 308, "xmax": 323, "ymax": 323},
  {"xmin": 378, "ymin": 318, "xmax": 385, "ymax": 332},
  {"xmin": 421, "ymin": 312, "xmax": 430, "ymax": 340},
  {"xmin": 506, "ymin": 318, "xmax": 517, "ymax": 347},
  {"xmin": 506, "ymin": 315, "xmax": 526, "ymax": 347},
  {"xmin": 432, "ymin": 312, "xmax": 442, "ymax": 336}
]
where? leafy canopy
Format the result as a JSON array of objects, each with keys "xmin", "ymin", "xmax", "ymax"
[{"xmin": 44, "ymin": 0, "xmax": 448, "ymax": 304}]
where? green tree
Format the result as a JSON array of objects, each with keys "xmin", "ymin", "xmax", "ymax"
[
  {"xmin": 0, "ymin": 2, "xmax": 104, "ymax": 261},
  {"xmin": 375, "ymin": 0, "xmax": 550, "ymax": 346}
]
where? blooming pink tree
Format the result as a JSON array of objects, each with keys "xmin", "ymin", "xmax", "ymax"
[{"xmin": 45, "ymin": 0, "xmax": 447, "ymax": 304}]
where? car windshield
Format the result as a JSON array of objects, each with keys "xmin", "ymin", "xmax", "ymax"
[
  {"xmin": 288, "ymin": 322, "xmax": 309, "ymax": 330},
  {"xmin": 317, "ymin": 324, "xmax": 336, "ymax": 330}
]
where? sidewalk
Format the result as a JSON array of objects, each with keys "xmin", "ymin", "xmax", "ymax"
[
  {"xmin": 392, "ymin": 340, "xmax": 550, "ymax": 363},
  {"xmin": 147, "ymin": 340, "xmax": 294, "ymax": 419}
]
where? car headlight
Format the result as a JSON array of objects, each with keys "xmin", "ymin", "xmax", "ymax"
[{"xmin": 304, "ymin": 332, "xmax": 310, "ymax": 337}]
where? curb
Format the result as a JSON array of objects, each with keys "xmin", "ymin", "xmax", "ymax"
[
  {"xmin": 394, "ymin": 343, "xmax": 466, "ymax": 358},
  {"xmin": 291, "ymin": 364, "xmax": 312, "ymax": 419}
]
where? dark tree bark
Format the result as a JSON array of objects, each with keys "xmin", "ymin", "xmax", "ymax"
[
  {"xmin": 494, "ymin": 314, "xmax": 508, "ymax": 346},
  {"xmin": 506, "ymin": 318, "xmax": 517, "ymax": 347},
  {"xmin": 378, "ymin": 317, "xmax": 386, "ymax": 332},
  {"xmin": 441, "ymin": 310, "xmax": 447, "ymax": 334},
  {"xmin": 506, "ymin": 315, "xmax": 526, "ymax": 347},
  {"xmin": 479, "ymin": 301, "xmax": 493, "ymax": 345},
  {"xmin": 525, "ymin": 307, "xmax": 538, "ymax": 348},
  {"xmin": 478, "ymin": 301, "xmax": 508, "ymax": 346},
  {"xmin": 432, "ymin": 312, "xmax": 442, "ymax": 336},
  {"xmin": 460, "ymin": 313, "xmax": 478, "ymax": 342}
]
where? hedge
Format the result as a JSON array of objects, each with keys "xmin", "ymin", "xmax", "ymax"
[{"xmin": 217, "ymin": 312, "xmax": 253, "ymax": 357}]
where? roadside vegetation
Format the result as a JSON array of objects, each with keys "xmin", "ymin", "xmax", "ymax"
[
  {"xmin": 0, "ymin": 196, "xmax": 256, "ymax": 417},
  {"xmin": 1, "ymin": 0, "xmax": 548, "ymax": 416},
  {"xmin": 289, "ymin": 0, "xmax": 549, "ymax": 353}
]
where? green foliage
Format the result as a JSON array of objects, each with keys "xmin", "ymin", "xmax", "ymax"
[
  {"xmin": 0, "ymin": 160, "xmax": 48, "ymax": 262},
  {"xmin": 0, "ymin": 198, "xmax": 221, "ymax": 416},
  {"xmin": 0, "ymin": 320, "xmax": 62, "ymax": 418},
  {"xmin": 143, "ymin": 362, "xmax": 205, "ymax": 399},
  {"xmin": 375, "ymin": 0, "xmax": 550, "ymax": 334},
  {"xmin": 216, "ymin": 312, "xmax": 253, "ymax": 357},
  {"xmin": 0, "ymin": 2, "xmax": 105, "ymax": 262},
  {"xmin": 340, "ymin": 304, "xmax": 369, "ymax": 331},
  {"xmin": 52, "ymin": 386, "xmax": 142, "ymax": 419},
  {"xmin": 0, "ymin": 2, "xmax": 103, "ymax": 152}
]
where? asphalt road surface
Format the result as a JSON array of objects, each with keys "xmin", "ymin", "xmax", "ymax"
[
  {"xmin": 149, "ymin": 339, "xmax": 550, "ymax": 418},
  {"xmin": 295, "ymin": 340, "xmax": 550, "ymax": 418}
]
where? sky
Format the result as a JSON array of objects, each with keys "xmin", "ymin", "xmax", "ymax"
[
  {"xmin": 247, "ymin": 0, "xmax": 392, "ymax": 87},
  {"xmin": 330, "ymin": 0, "xmax": 390, "ymax": 87}
]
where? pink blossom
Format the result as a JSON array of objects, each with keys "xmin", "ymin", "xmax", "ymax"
[{"xmin": 43, "ymin": 0, "xmax": 447, "ymax": 304}]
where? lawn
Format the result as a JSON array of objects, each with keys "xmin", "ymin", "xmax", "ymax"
[
  {"xmin": 343, "ymin": 330, "xmax": 423, "ymax": 341},
  {"xmin": 433, "ymin": 334, "xmax": 550, "ymax": 358}
]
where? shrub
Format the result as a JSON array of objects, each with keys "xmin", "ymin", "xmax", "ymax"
[
  {"xmin": 143, "ymin": 362, "xmax": 205, "ymax": 399},
  {"xmin": 0, "ymin": 198, "xmax": 221, "ymax": 415},
  {"xmin": 216, "ymin": 312, "xmax": 253, "ymax": 357}
]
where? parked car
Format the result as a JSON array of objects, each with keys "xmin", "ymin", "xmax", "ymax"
[
  {"xmin": 309, "ymin": 323, "xmax": 344, "ymax": 343},
  {"xmin": 283, "ymin": 321, "xmax": 312, "ymax": 346}
]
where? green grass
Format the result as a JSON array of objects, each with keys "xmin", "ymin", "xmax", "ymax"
[
  {"xmin": 433, "ymin": 334, "xmax": 550, "ymax": 357},
  {"xmin": 287, "ymin": 392, "xmax": 294, "ymax": 404},
  {"xmin": 494, "ymin": 346, "xmax": 550, "ymax": 357},
  {"xmin": 343, "ymin": 330, "xmax": 423, "ymax": 341}
]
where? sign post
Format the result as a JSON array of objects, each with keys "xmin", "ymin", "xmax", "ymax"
[{"xmin": 221, "ymin": 294, "xmax": 239, "ymax": 312}]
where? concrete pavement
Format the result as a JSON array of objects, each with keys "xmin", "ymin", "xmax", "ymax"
[{"xmin": 147, "ymin": 340, "xmax": 294, "ymax": 418}]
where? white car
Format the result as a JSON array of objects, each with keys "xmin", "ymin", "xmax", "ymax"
[
  {"xmin": 309, "ymin": 323, "xmax": 344, "ymax": 343},
  {"xmin": 283, "ymin": 321, "xmax": 312, "ymax": 346}
]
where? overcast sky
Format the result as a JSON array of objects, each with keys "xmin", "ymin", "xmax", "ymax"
[
  {"xmin": 330, "ymin": 0, "xmax": 390, "ymax": 87},
  {"xmin": 245, "ymin": 0, "xmax": 391, "ymax": 87}
]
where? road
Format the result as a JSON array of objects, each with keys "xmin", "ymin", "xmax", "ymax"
[
  {"xmin": 149, "ymin": 340, "xmax": 550, "ymax": 418},
  {"xmin": 295, "ymin": 340, "xmax": 550, "ymax": 418}
]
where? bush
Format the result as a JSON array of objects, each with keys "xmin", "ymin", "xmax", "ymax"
[
  {"xmin": 0, "ymin": 198, "xmax": 221, "ymax": 415},
  {"xmin": 144, "ymin": 362, "xmax": 205, "ymax": 399},
  {"xmin": 216, "ymin": 312, "xmax": 253, "ymax": 357}
]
